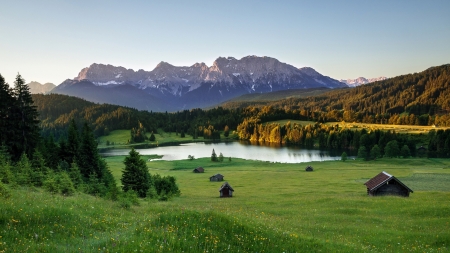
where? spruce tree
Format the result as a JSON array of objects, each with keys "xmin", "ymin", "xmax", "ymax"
[
  {"xmin": 0, "ymin": 75, "xmax": 15, "ymax": 154},
  {"xmin": 121, "ymin": 148, "xmax": 151, "ymax": 198},
  {"xmin": 341, "ymin": 152, "xmax": 348, "ymax": 161},
  {"xmin": 77, "ymin": 122, "xmax": 101, "ymax": 179},
  {"xmin": 30, "ymin": 149, "xmax": 49, "ymax": 187},
  {"xmin": 370, "ymin": 144, "xmax": 381, "ymax": 160},
  {"xmin": 0, "ymin": 145, "xmax": 13, "ymax": 184},
  {"xmin": 66, "ymin": 119, "xmax": 80, "ymax": 164},
  {"xmin": 15, "ymin": 153, "xmax": 32, "ymax": 186},
  {"xmin": 211, "ymin": 148, "xmax": 218, "ymax": 162},
  {"xmin": 11, "ymin": 74, "xmax": 40, "ymax": 160}
]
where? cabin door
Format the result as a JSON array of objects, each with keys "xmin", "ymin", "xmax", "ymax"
[{"xmin": 222, "ymin": 189, "xmax": 229, "ymax": 197}]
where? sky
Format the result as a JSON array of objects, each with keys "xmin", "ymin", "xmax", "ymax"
[{"xmin": 1, "ymin": 0, "xmax": 449, "ymax": 85}]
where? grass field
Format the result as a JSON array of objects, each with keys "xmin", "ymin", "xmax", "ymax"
[{"xmin": 2, "ymin": 157, "xmax": 449, "ymax": 252}]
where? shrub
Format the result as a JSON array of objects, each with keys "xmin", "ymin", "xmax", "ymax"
[
  {"xmin": 58, "ymin": 172, "xmax": 75, "ymax": 196},
  {"xmin": 43, "ymin": 176, "xmax": 59, "ymax": 194},
  {"xmin": 146, "ymin": 185, "xmax": 158, "ymax": 199},
  {"xmin": 119, "ymin": 190, "xmax": 140, "ymax": 208},
  {"xmin": 0, "ymin": 181, "xmax": 11, "ymax": 199}
]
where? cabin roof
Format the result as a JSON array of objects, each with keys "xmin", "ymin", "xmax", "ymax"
[
  {"xmin": 219, "ymin": 182, "xmax": 234, "ymax": 192},
  {"xmin": 364, "ymin": 171, "xmax": 413, "ymax": 192},
  {"xmin": 210, "ymin": 173, "xmax": 224, "ymax": 178},
  {"xmin": 194, "ymin": 167, "xmax": 204, "ymax": 172}
]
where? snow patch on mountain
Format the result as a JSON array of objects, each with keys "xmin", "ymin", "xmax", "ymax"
[{"xmin": 340, "ymin": 76, "xmax": 388, "ymax": 87}]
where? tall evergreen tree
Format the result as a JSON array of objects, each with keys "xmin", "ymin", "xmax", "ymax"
[
  {"xmin": 121, "ymin": 148, "xmax": 151, "ymax": 198},
  {"xmin": 77, "ymin": 122, "xmax": 102, "ymax": 179},
  {"xmin": 66, "ymin": 119, "xmax": 80, "ymax": 164},
  {"xmin": 0, "ymin": 75, "xmax": 15, "ymax": 154},
  {"xmin": 11, "ymin": 74, "xmax": 40, "ymax": 160},
  {"xmin": 384, "ymin": 140, "xmax": 400, "ymax": 158},
  {"xmin": 211, "ymin": 148, "xmax": 218, "ymax": 162}
]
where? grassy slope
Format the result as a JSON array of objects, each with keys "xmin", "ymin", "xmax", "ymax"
[{"xmin": 3, "ymin": 157, "xmax": 449, "ymax": 252}]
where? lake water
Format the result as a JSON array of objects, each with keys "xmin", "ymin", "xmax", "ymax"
[{"xmin": 100, "ymin": 142, "xmax": 343, "ymax": 163}]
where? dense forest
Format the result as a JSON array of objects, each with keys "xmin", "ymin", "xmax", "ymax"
[
  {"xmin": 222, "ymin": 64, "xmax": 450, "ymax": 126},
  {"xmin": 32, "ymin": 94, "xmax": 242, "ymax": 140}
]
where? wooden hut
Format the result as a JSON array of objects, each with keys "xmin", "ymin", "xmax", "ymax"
[
  {"xmin": 417, "ymin": 146, "xmax": 427, "ymax": 157},
  {"xmin": 364, "ymin": 171, "xmax": 413, "ymax": 197},
  {"xmin": 193, "ymin": 167, "xmax": 204, "ymax": 173},
  {"xmin": 305, "ymin": 165, "xmax": 314, "ymax": 172},
  {"xmin": 210, "ymin": 174, "xmax": 224, "ymax": 182},
  {"xmin": 219, "ymin": 182, "xmax": 234, "ymax": 197}
]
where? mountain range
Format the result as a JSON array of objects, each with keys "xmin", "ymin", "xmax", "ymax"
[
  {"xmin": 51, "ymin": 56, "xmax": 347, "ymax": 111},
  {"xmin": 339, "ymin": 76, "xmax": 387, "ymax": 87},
  {"xmin": 27, "ymin": 81, "xmax": 56, "ymax": 94}
]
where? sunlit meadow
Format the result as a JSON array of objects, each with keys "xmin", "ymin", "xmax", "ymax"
[{"xmin": 1, "ymin": 157, "xmax": 449, "ymax": 252}]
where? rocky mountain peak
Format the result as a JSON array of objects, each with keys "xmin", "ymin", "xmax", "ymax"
[
  {"xmin": 27, "ymin": 81, "xmax": 56, "ymax": 94},
  {"xmin": 340, "ymin": 76, "xmax": 388, "ymax": 87}
]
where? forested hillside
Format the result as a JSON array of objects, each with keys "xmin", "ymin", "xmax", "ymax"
[
  {"xmin": 32, "ymin": 94, "xmax": 242, "ymax": 139},
  {"xmin": 222, "ymin": 64, "xmax": 450, "ymax": 126}
]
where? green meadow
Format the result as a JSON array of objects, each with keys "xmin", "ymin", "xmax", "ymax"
[{"xmin": 2, "ymin": 156, "xmax": 450, "ymax": 252}]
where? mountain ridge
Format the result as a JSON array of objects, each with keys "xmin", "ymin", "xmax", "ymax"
[
  {"xmin": 340, "ymin": 76, "xmax": 387, "ymax": 87},
  {"xmin": 52, "ymin": 55, "xmax": 347, "ymax": 111}
]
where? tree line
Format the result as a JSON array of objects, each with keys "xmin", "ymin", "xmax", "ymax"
[{"xmin": 236, "ymin": 119, "xmax": 433, "ymax": 158}]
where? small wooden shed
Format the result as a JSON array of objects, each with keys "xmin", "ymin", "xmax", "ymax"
[
  {"xmin": 210, "ymin": 174, "xmax": 224, "ymax": 182},
  {"xmin": 364, "ymin": 171, "xmax": 413, "ymax": 197},
  {"xmin": 305, "ymin": 165, "xmax": 314, "ymax": 172},
  {"xmin": 193, "ymin": 167, "xmax": 204, "ymax": 173},
  {"xmin": 219, "ymin": 182, "xmax": 234, "ymax": 198}
]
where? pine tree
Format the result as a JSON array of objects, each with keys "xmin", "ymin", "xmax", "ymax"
[
  {"xmin": 66, "ymin": 119, "xmax": 80, "ymax": 164},
  {"xmin": 401, "ymin": 145, "xmax": 411, "ymax": 158},
  {"xmin": 15, "ymin": 153, "xmax": 32, "ymax": 186},
  {"xmin": 30, "ymin": 149, "xmax": 49, "ymax": 187},
  {"xmin": 0, "ymin": 75, "xmax": 15, "ymax": 154},
  {"xmin": 149, "ymin": 131, "xmax": 156, "ymax": 141},
  {"xmin": 341, "ymin": 152, "xmax": 348, "ymax": 161},
  {"xmin": 384, "ymin": 140, "xmax": 400, "ymax": 158},
  {"xmin": 211, "ymin": 149, "xmax": 218, "ymax": 162},
  {"xmin": 11, "ymin": 74, "xmax": 40, "ymax": 160},
  {"xmin": 77, "ymin": 122, "xmax": 101, "ymax": 179},
  {"xmin": 357, "ymin": 146, "xmax": 368, "ymax": 160},
  {"xmin": 370, "ymin": 144, "xmax": 381, "ymax": 160},
  {"xmin": 121, "ymin": 148, "xmax": 151, "ymax": 198},
  {"xmin": 0, "ymin": 145, "xmax": 13, "ymax": 184}
]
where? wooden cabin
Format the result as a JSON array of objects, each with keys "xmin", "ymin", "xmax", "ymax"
[
  {"xmin": 193, "ymin": 167, "xmax": 204, "ymax": 173},
  {"xmin": 305, "ymin": 165, "xmax": 314, "ymax": 172},
  {"xmin": 219, "ymin": 182, "xmax": 234, "ymax": 197},
  {"xmin": 210, "ymin": 174, "xmax": 224, "ymax": 182},
  {"xmin": 417, "ymin": 146, "xmax": 427, "ymax": 157},
  {"xmin": 364, "ymin": 171, "xmax": 413, "ymax": 197}
]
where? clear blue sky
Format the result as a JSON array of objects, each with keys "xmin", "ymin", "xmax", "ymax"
[{"xmin": 1, "ymin": 0, "xmax": 449, "ymax": 85}]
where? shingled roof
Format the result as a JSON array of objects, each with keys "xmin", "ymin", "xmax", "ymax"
[
  {"xmin": 364, "ymin": 171, "xmax": 413, "ymax": 193},
  {"xmin": 219, "ymin": 182, "xmax": 234, "ymax": 192}
]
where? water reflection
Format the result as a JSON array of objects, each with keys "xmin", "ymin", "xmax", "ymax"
[{"xmin": 100, "ymin": 142, "xmax": 343, "ymax": 164}]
